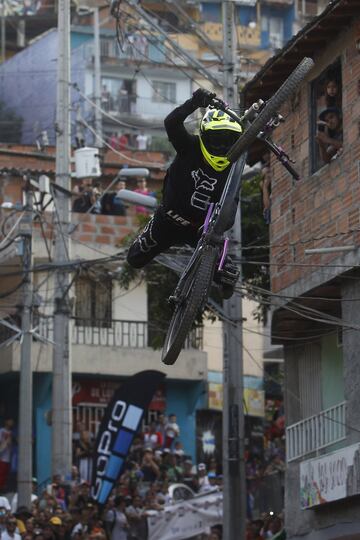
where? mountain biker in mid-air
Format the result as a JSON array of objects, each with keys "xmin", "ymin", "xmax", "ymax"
[{"xmin": 126, "ymin": 88, "xmax": 242, "ymax": 298}]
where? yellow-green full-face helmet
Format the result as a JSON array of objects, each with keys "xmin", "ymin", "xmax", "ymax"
[{"xmin": 199, "ymin": 108, "xmax": 243, "ymax": 172}]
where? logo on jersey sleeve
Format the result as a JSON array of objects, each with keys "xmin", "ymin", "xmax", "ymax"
[{"xmin": 190, "ymin": 168, "xmax": 218, "ymax": 210}]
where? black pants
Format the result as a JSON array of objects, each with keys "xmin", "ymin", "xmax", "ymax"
[{"xmin": 127, "ymin": 207, "xmax": 199, "ymax": 268}]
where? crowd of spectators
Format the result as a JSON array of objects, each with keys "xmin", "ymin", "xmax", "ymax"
[
  {"xmin": 107, "ymin": 132, "xmax": 149, "ymax": 152},
  {"xmin": 72, "ymin": 177, "xmax": 154, "ymax": 217},
  {"xmin": 0, "ymin": 408, "xmax": 287, "ymax": 540},
  {"xmin": 0, "ymin": 412, "xmax": 227, "ymax": 540}
]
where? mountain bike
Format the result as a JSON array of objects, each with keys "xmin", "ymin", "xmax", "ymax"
[{"xmin": 161, "ymin": 57, "xmax": 314, "ymax": 366}]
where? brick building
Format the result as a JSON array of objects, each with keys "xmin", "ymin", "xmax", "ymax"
[{"xmin": 243, "ymin": 0, "xmax": 360, "ymax": 537}]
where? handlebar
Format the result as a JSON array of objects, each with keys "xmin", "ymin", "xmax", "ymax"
[
  {"xmin": 210, "ymin": 97, "xmax": 242, "ymax": 124},
  {"xmin": 209, "ymin": 96, "xmax": 300, "ymax": 181}
]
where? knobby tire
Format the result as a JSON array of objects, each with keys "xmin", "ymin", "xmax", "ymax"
[
  {"xmin": 162, "ymin": 246, "xmax": 218, "ymax": 365},
  {"xmin": 227, "ymin": 57, "xmax": 314, "ymax": 162}
]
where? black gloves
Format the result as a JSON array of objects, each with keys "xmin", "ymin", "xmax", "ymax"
[{"xmin": 191, "ymin": 88, "xmax": 216, "ymax": 108}]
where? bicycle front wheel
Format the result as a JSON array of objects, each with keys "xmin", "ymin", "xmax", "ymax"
[
  {"xmin": 162, "ymin": 245, "xmax": 218, "ymax": 366},
  {"xmin": 227, "ymin": 57, "xmax": 314, "ymax": 162}
]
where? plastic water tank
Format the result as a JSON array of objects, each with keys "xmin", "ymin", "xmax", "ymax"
[{"xmin": 74, "ymin": 147, "xmax": 101, "ymax": 178}]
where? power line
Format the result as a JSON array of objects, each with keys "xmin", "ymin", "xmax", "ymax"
[
  {"xmin": 73, "ymin": 84, "xmax": 169, "ymax": 130},
  {"xmin": 241, "ymin": 258, "xmax": 360, "ymax": 269}
]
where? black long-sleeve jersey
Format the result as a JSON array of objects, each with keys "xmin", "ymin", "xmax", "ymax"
[{"xmin": 162, "ymin": 98, "xmax": 231, "ymax": 226}]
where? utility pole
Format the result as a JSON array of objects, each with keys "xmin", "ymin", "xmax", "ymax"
[
  {"xmin": 52, "ymin": 0, "xmax": 72, "ymax": 479},
  {"xmin": 222, "ymin": 2, "xmax": 246, "ymax": 540},
  {"xmin": 17, "ymin": 177, "xmax": 34, "ymax": 508},
  {"xmin": 1, "ymin": 5, "xmax": 5, "ymax": 63},
  {"xmin": 93, "ymin": 6, "xmax": 103, "ymax": 146}
]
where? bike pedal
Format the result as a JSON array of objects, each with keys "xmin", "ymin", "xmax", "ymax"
[{"xmin": 220, "ymin": 272, "xmax": 239, "ymax": 287}]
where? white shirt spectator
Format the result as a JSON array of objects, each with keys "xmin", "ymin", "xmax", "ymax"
[
  {"xmin": 165, "ymin": 421, "xmax": 179, "ymax": 439},
  {"xmin": 1, "ymin": 531, "xmax": 21, "ymax": 540},
  {"xmin": 71, "ymin": 523, "xmax": 88, "ymax": 538},
  {"xmin": 135, "ymin": 133, "xmax": 148, "ymax": 151},
  {"xmin": 105, "ymin": 509, "xmax": 128, "ymax": 540},
  {"xmin": 198, "ymin": 475, "xmax": 212, "ymax": 493},
  {"xmin": 1, "ymin": 523, "xmax": 21, "ymax": 540},
  {"xmin": 0, "ymin": 498, "xmax": 10, "ymax": 512}
]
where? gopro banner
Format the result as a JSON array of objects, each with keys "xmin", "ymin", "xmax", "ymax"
[{"xmin": 91, "ymin": 370, "xmax": 166, "ymax": 505}]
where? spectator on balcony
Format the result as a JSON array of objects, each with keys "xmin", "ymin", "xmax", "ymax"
[
  {"xmin": 118, "ymin": 134, "xmax": 129, "ymax": 151},
  {"xmin": 316, "ymin": 107, "xmax": 343, "ymax": 164},
  {"xmin": 109, "ymin": 133, "xmax": 118, "ymax": 150},
  {"xmin": 92, "ymin": 182, "xmax": 103, "ymax": 215},
  {"xmin": 101, "ymin": 85, "xmax": 111, "ymax": 112},
  {"xmin": 0, "ymin": 419, "xmax": 14, "ymax": 492},
  {"xmin": 318, "ymin": 76, "xmax": 341, "ymax": 110},
  {"xmin": 135, "ymin": 131, "xmax": 148, "ymax": 151},
  {"xmin": 72, "ymin": 179, "xmax": 95, "ymax": 213},
  {"xmin": 102, "ymin": 180, "xmax": 127, "ymax": 217},
  {"xmin": 134, "ymin": 178, "xmax": 152, "ymax": 215}
]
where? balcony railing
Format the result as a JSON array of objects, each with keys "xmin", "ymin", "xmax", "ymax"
[
  {"xmin": 286, "ymin": 401, "xmax": 346, "ymax": 462},
  {"xmin": 36, "ymin": 316, "xmax": 203, "ymax": 350}
]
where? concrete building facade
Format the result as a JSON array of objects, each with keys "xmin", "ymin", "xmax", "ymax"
[{"xmin": 243, "ymin": 0, "xmax": 360, "ymax": 537}]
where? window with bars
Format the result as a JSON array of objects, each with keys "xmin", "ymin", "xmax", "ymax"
[
  {"xmin": 74, "ymin": 277, "xmax": 112, "ymax": 327},
  {"xmin": 151, "ymin": 80, "xmax": 176, "ymax": 104}
]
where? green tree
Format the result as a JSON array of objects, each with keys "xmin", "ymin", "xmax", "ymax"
[{"xmin": 241, "ymin": 173, "xmax": 270, "ymax": 323}]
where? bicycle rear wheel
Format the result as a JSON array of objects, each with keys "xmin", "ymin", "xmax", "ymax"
[
  {"xmin": 227, "ymin": 57, "xmax": 314, "ymax": 162},
  {"xmin": 162, "ymin": 245, "xmax": 218, "ymax": 366}
]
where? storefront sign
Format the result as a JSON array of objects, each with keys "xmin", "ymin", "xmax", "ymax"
[
  {"xmin": 208, "ymin": 382, "xmax": 223, "ymax": 410},
  {"xmin": 244, "ymin": 388, "xmax": 265, "ymax": 417},
  {"xmin": 300, "ymin": 442, "xmax": 360, "ymax": 509},
  {"xmin": 209, "ymin": 384, "xmax": 264, "ymax": 417},
  {"xmin": 147, "ymin": 490, "xmax": 222, "ymax": 540},
  {"xmin": 73, "ymin": 379, "xmax": 166, "ymax": 410}
]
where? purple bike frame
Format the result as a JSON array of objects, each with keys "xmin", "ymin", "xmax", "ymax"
[
  {"xmin": 203, "ymin": 203, "xmax": 214, "ymax": 233},
  {"xmin": 202, "ymin": 202, "xmax": 229, "ymax": 271},
  {"xmin": 218, "ymin": 237, "xmax": 229, "ymax": 271}
]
